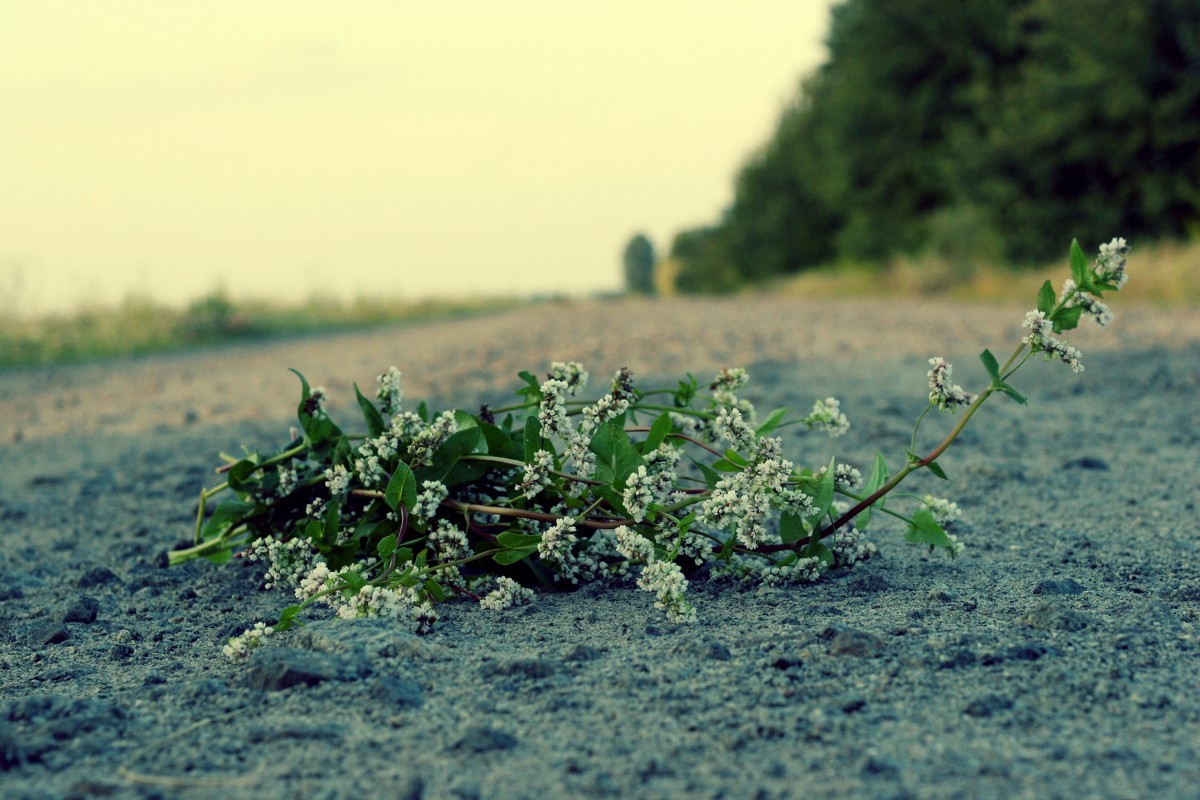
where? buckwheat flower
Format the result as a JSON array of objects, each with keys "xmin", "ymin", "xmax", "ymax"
[
  {"xmin": 302, "ymin": 386, "xmax": 329, "ymax": 417},
  {"xmin": 549, "ymin": 361, "xmax": 589, "ymax": 395},
  {"xmin": 831, "ymin": 526, "xmax": 877, "ymax": 567},
  {"xmin": 223, "ymin": 621, "xmax": 272, "ymax": 662},
  {"xmin": 1095, "ymin": 237, "xmax": 1129, "ymax": 289},
  {"xmin": 927, "ymin": 357, "xmax": 977, "ymax": 412},
  {"xmin": 644, "ymin": 443, "xmax": 683, "ymax": 473},
  {"xmin": 1022, "ymin": 311, "xmax": 1084, "ymax": 372},
  {"xmin": 246, "ymin": 535, "xmax": 322, "ymax": 590},
  {"xmin": 324, "ymin": 464, "xmax": 351, "ymax": 495},
  {"xmin": 710, "ymin": 366, "xmax": 749, "ymax": 394},
  {"xmin": 614, "ymin": 525, "xmax": 655, "ymax": 562},
  {"xmin": 538, "ymin": 516, "xmax": 584, "ymax": 582},
  {"xmin": 610, "ymin": 366, "xmax": 635, "ymax": 400},
  {"xmin": 409, "ymin": 411, "xmax": 458, "ymax": 465},
  {"xmin": 521, "ymin": 449, "xmax": 555, "ymax": 498},
  {"xmin": 305, "ymin": 498, "xmax": 325, "ymax": 519},
  {"xmin": 414, "ymin": 480, "xmax": 448, "ymax": 522},
  {"xmin": 428, "ymin": 520, "xmax": 469, "ymax": 562},
  {"xmin": 833, "ymin": 463, "xmax": 862, "ymax": 490},
  {"xmin": 636, "ymin": 560, "xmax": 696, "ymax": 623},
  {"xmin": 580, "ymin": 394, "xmax": 630, "ymax": 436},
  {"xmin": 804, "ymin": 397, "xmax": 850, "ymax": 437},
  {"xmin": 335, "ymin": 584, "xmax": 422, "ymax": 623},
  {"xmin": 714, "ymin": 406, "xmax": 756, "ymax": 451},
  {"xmin": 276, "ymin": 466, "xmax": 298, "ymax": 497},
  {"xmin": 295, "ymin": 561, "xmax": 334, "ymax": 602},
  {"xmin": 538, "ymin": 378, "xmax": 572, "ymax": 438},
  {"xmin": 375, "ymin": 366, "xmax": 404, "ymax": 416},
  {"xmin": 389, "ymin": 411, "xmax": 426, "ymax": 441},
  {"xmin": 480, "ymin": 576, "xmax": 535, "ymax": 610},
  {"xmin": 564, "ymin": 432, "xmax": 597, "ymax": 486},
  {"xmin": 923, "ymin": 495, "xmax": 962, "ymax": 525},
  {"xmin": 1059, "ymin": 280, "xmax": 1113, "ymax": 328}
]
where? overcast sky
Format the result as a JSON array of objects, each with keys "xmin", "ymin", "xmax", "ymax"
[{"xmin": 1, "ymin": 1, "xmax": 830, "ymax": 316}]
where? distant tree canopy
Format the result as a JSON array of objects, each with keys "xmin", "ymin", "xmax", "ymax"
[
  {"xmin": 622, "ymin": 233, "xmax": 657, "ymax": 295},
  {"xmin": 673, "ymin": 0, "xmax": 1200, "ymax": 291}
]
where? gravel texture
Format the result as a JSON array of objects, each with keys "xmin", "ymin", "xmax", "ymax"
[{"xmin": 1, "ymin": 294, "xmax": 1198, "ymax": 800}]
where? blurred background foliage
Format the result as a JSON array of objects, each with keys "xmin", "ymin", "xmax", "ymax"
[{"xmin": 669, "ymin": 0, "xmax": 1200, "ymax": 292}]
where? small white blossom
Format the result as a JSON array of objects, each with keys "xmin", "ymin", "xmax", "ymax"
[
  {"xmin": 276, "ymin": 466, "xmax": 298, "ymax": 497},
  {"xmin": 804, "ymin": 397, "xmax": 850, "ymax": 437},
  {"xmin": 480, "ymin": 576, "xmax": 536, "ymax": 610},
  {"xmin": 521, "ymin": 449, "xmax": 556, "ymax": 499},
  {"xmin": 1095, "ymin": 237, "xmax": 1129, "ymax": 289},
  {"xmin": 324, "ymin": 464, "xmax": 351, "ymax": 494},
  {"xmin": 413, "ymin": 480, "xmax": 448, "ymax": 522},
  {"xmin": 927, "ymin": 357, "xmax": 976, "ymax": 412},
  {"xmin": 548, "ymin": 361, "xmax": 589, "ymax": 395},
  {"xmin": 375, "ymin": 366, "xmax": 404, "ymax": 415},
  {"xmin": 538, "ymin": 379, "xmax": 572, "ymax": 438},
  {"xmin": 223, "ymin": 621, "xmax": 273, "ymax": 662},
  {"xmin": 637, "ymin": 560, "xmax": 696, "ymax": 623},
  {"xmin": 428, "ymin": 520, "xmax": 469, "ymax": 562},
  {"xmin": 1022, "ymin": 310, "xmax": 1084, "ymax": 373},
  {"xmin": 579, "ymin": 394, "xmax": 629, "ymax": 435},
  {"xmin": 713, "ymin": 406, "xmax": 756, "ymax": 451},
  {"xmin": 613, "ymin": 525, "xmax": 655, "ymax": 562},
  {"xmin": 923, "ymin": 494, "xmax": 963, "ymax": 526}
]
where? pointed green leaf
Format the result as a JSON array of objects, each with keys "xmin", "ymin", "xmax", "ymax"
[
  {"xmin": 377, "ymin": 533, "xmax": 397, "ymax": 558},
  {"xmin": 1069, "ymin": 238, "xmax": 1091, "ymax": 291},
  {"xmin": 857, "ymin": 451, "xmax": 890, "ymax": 530},
  {"xmin": 780, "ymin": 512, "xmax": 807, "ymax": 544},
  {"xmin": 354, "ymin": 383, "xmax": 385, "ymax": 438},
  {"xmin": 925, "ymin": 460, "xmax": 950, "ymax": 481},
  {"xmin": 640, "ymin": 412, "xmax": 673, "ymax": 455},
  {"xmin": 979, "ymin": 349, "xmax": 1001, "ymax": 382},
  {"xmin": 804, "ymin": 457, "xmax": 837, "ymax": 527},
  {"xmin": 755, "ymin": 407, "xmax": 790, "ymax": 438},
  {"xmin": 589, "ymin": 419, "xmax": 644, "ymax": 489},
  {"xmin": 385, "ymin": 461, "xmax": 417, "ymax": 512},
  {"xmin": 995, "ymin": 382, "xmax": 1028, "ymax": 405},
  {"xmin": 1051, "ymin": 305, "xmax": 1083, "ymax": 334},
  {"xmin": 904, "ymin": 507, "xmax": 956, "ymax": 553},
  {"xmin": 497, "ymin": 531, "xmax": 543, "ymax": 548},
  {"xmin": 523, "ymin": 414, "xmax": 544, "ymax": 462},
  {"xmin": 493, "ymin": 547, "xmax": 538, "ymax": 565},
  {"xmin": 1037, "ymin": 280, "xmax": 1056, "ymax": 315}
]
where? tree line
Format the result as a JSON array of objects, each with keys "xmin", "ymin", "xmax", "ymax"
[{"xmin": 657, "ymin": 0, "xmax": 1200, "ymax": 292}]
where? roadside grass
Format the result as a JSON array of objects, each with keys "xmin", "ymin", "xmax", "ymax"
[
  {"xmin": 0, "ymin": 292, "xmax": 526, "ymax": 368},
  {"xmin": 768, "ymin": 237, "xmax": 1200, "ymax": 305}
]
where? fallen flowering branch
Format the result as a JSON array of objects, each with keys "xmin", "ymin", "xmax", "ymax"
[{"xmin": 171, "ymin": 238, "xmax": 1131, "ymax": 660}]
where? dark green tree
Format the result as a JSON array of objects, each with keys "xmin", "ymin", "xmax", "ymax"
[{"xmin": 622, "ymin": 233, "xmax": 657, "ymax": 295}]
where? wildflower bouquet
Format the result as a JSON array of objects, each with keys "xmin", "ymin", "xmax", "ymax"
[{"xmin": 170, "ymin": 239, "xmax": 1131, "ymax": 660}]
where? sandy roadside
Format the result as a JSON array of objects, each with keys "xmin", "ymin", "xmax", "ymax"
[{"xmin": 2, "ymin": 294, "xmax": 1197, "ymax": 444}]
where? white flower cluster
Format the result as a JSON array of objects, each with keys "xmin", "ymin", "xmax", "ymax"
[
  {"xmin": 245, "ymin": 535, "xmax": 324, "ymax": 590},
  {"xmin": 549, "ymin": 361, "xmax": 589, "ymax": 394},
  {"xmin": 1059, "ymin": 279, "xmax": 1113, "ymax": 328},
  {"xmin": 375, "ymin": 366, "xmax": 404, "ymax": 416},
  {"xmin": 923, "ymin": 494, "xmax": 963, "ymax": 525},
  {"xmin": 413, "ymin": 480, "xmax": 448, "ymax": 522},
  {"xmin": 803, "ymin": 397, "xmax": 850, "ymax": 437},
  {"xmin": 428, "ymin": 520, "xmax": 469, "ymax": 562},
  {"xmin": 636, "ymin": 560, "xmax": 696, "ymax": 623},
  {"xmin": 223, "ymin": 621, "xmax": 272, "ymax": 662},
  {"xmin": 408, "ymin": 411, "xmax": 458, "ymax": 465},
  {"xmin": 480, "ymin": 576, "xmax": 536, "ymax": 611},
  {"xmin": 324, "ymin": 464, "xmax": 351, "ymax": 494},
  {"xmin": 521, "ymin": 449, "xmax": 555, "ymax": 498},
  {"xmin": 276, "ymin": 466, "xmax": 298, "ymax": 498},
  {"xmin": 622, "ymin": 461, "xmax": 676, "ymax": 522},
  {"xmin": 710, "ymin": 553, "xmax": 825, "ymax": 588},
  {"xmin": 699, "ymin": 430, "xmax": 812, "ymax": 548},
  {"xmin": 538, "ymin": 378, "xmax": 572, "ymax": 438},
  {"xmin": 830, "ymin": 526, "xmax": 878, "ymax": 567},
  {"xmin": 1022, "ymin": 311, "xmax": 1084, "ymax": 373},
  {"xmin": 927, "ymin": 357, "xmax": 977, "ymax": 412},
  {"xmin": 335, "ymin": 583, "xmax": 428, "ymax": 624},
  {"xmin": 1095, "ymin": 237, "xmax": 1129, "ymax": 289}
]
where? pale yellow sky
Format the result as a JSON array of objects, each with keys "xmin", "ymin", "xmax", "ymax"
[{"xmin": 1, "ymin": 1, "xmax": 831, "ymax": 316}]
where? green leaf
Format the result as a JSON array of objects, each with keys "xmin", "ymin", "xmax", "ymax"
[
  {"xmin": 496, "ymin": 531, "xmax": 543, "ymax": 548},
  {"xmin": 493, "ymin": 547, "xmax": 537, "ymax": 565},
  {"xmin": 516, "ymin": 370, "xmax": 542, "ymax": 400},
  {"xmin": 754, "ymin": 407, "xmax": 790, "ymax": 438},
  {"xmin": 1069, "ymin": 238, "xmax": 1092, "ymax": 292},
  {"xmin": 904, "ymin": 507, "xmax": 956, "ymax": 553},
  {"xmin": 385, "ymin": 461, "xmax": 417, "ymax": 512},
  {"xmin": 274, "ymin": 605, "xmax": 302, "ymax": 632},
  {"xmin": 589, "ymin": 419, "xmax": 644, "ymax": 489},
  {"xmin": 780, "ymin": 512, "xmax": 807, "ymax": 544},
  {"xmin": 481, "ymin": 421, "xmax": 523, "ymax": 460},
  {"xmin": 995, "ymin": 381, "xmax": 1028, "ymax": 405},
  {"xmin": 418, "ymin": 427, "xmax": 485, "ymax": 486},
  {"xmin": 979, "ymin": 349, "xmax": 1001, "ymax": 382},
  {"xmin": 354, "ymin": 384, "xmax": 386, "ymax": 438},
  {"xmin": 290, "ymin": 368, "xmax": 342, "ymax": 445},
  {"xmin": 856, "ymin": 451, "xmax": 890, "ymax": 530},
  {"xmin": 424, "ymin": 578, "xmax": 446, "ymax": 603},
  {"xmin": 804, "ymin": 457, "xmax": 837, "ymax": 527},
  {"xmin": 800, "ymin": 540, "xmax": 834, "ymax": 568},
  {"xmin": 673, "ymin": 374, "xmax": 697, "ymax": 408},
  {"xmin": 201, "ymin": 498, "xmax": 258, "ymax": 540},
  {"xmin": 925, "ymin": 460, "xmax": 950, "ymax": 481},
  {"xmin": 640, "ymin": 412, "xmax": 673, "ymax": 455},
  {"xmin": 1037, "ymin": 280, "xmax": 1055, "ymax": 315},
  {"xmin": 523, "ymin": 414, "xmax": 544, "ymax": 463},
  {"xmin": 694, "ymin": 460, "xmax": 722, "ymax": 490},
  {"xmin": 1050, "ymin": 305, "xmax": 1083, "ymax": 334},
  {"xmin": 377, "ymin": 533, "xmax": 397, "ymax": 558}
]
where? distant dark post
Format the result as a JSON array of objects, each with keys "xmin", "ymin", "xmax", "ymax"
[{"xmin": 623, "ymin": 233, "xmax": 656, "ymax": 295}]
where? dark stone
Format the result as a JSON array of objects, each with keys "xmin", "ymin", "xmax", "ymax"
[
  {"xmin": 1033, "ymin": 578, "xmax": 1085, "ymax": 596},
  {"xmin": 1063, "ymin": 457, "xmax": 1109, "ymax": 470},
  {"xmin": 63, "ymin": 595, "xmax": 100, "ymax": 624},
  {"xmin": 671, "ymin": 637, "xmax": 732, "ymax": 661},
  {"xmin": 937, "ymin": 650, "xmax": 978, "ymax": 670},
  {"xmin": 830, "ymin": 630, "xmax": 885, "ymax": 657},
  {"xmin": 109, "ymin": 644, "xmax": 134, "ymax": 661},
  {"xmin": 452, "ymin": 724, "xmax": 518, "ymax": 753},
  {"xmin": 562, "ymin": 643, "xmax": 605, "ymax": 662},
  {"xmin": 368, "ymin": 675, "xmax": 425, "ymax": 709},
  {"xmin": 244, "ymin": 647, "xmax": 368, "ymax": 691},
  {"xmin": 77, "ymin": 567, "xmax": 120, "ymax": 589},
  {"xmin": 849, "ymin": 574, "xmax": 890, "ymax": 593},
  {"xmin": 964, "ymin": 694, "xmax": 1013, "ymax": 717},
  {"xmin": 479, "ymin": 657, "xmax": 559, "ymax": 680},
  {"xmin": 28, "ymin": 619, "xmax": 70, "ymax": 646}
]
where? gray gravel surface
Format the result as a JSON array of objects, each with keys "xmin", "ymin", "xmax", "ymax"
[{"xmin": 1, "ymin": 296, "xmax": 1198, "ymax": 799}]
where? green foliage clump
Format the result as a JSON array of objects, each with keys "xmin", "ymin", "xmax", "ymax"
[{"xmin": 673, "ymin": 0, "xmax": 1200, "ymax": 291}]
